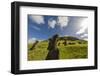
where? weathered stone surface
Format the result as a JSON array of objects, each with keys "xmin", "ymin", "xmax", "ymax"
[
  {"xmin": 46, "ymin": 34, "xmax": 59, "ymax": 60},
  {"xmin": 63, "ymin": 40, "xmax": 67, "ymax": 46},
  {"xmin": 46, "ymin": 48, "xmax": 59, "ymax": 60}
]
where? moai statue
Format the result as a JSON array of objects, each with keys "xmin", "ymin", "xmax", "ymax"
[
  {"xmin": 47, "ymin": 34, "xmax": 59, "ymax": 51},
  {"xmin": 29, "ymin": 40, "xmax": 39, "ymax": 50},
  {"xmin": 46, "ymin": 34, "xmax": 59, "ymax": 60},
  {"xmin": 58, "ymin": 42, "xmax": 60, "ymax": 46},
  {"xmin": 47, "ymin": 38, "xmax": 52, "ymax": 51},
  {"xmin": 51, "ymin": 34, "xmax": 59, "ymax": 50},
  {"xmin": 63, "ymin": 39, "xmax": 67, "ymax": 46}
]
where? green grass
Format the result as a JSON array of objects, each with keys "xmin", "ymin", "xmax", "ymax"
[
  {"xmin": 28, "ymin": 40, "xmax": 88, "ymax": 61},
  {"xmin": 58, "ymin": 44, "xmax": 87, "ymax": 59},
  {"xmin": 28, "ymin": 41, "xmax": 48, "ymax": 61}
]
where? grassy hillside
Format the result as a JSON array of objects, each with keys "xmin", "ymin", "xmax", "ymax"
[{"xmin": 28, "ymin": 36, "xmax": 88, "ymax": 61}]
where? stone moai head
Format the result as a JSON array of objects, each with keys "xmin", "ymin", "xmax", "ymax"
[
  {"xmin": 52, "ymin": 34, "xmax": 59, "ymax": 50},
  {"xmin": 36, "ymin": 40, "xmax": 39, "ymax": 43},
  {"xmin": 47, "ymin": 34, "xmax": 59, "ymax": 51},
  {"xmin": 53, "ymin": 34, "xmax": 59, "ymax": 40}
]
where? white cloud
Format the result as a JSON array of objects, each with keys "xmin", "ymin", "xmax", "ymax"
[
  {"xmin": 76, "ymin": 18, "xmax": 88, "ymax": 35},
  {"xmin": 83, "ymin": 38, "xmax": 88, "ymax": 41},
  {"xmin": 31, "ymin": 15, "xmax": 45, "ymax": 24},
  {"xmin": 47, "ymin": 16, "xmax": 69, "ymax": 29},
  {"xmin": 80, "ymin": 34, "xmax": 88, "ymax": 38},
  {"xmin": 48, "ymin": 19, "xmax": 56, "ymax": 28},
  {"xmin": 57, "ymin": 16, "xmax": 69, "ymax": 28},
  {"xmin": 28, "ymin": 38, "xmax": 37, "ymax": 43},
  {"xmin": 31, "ymin": 26, "xmax": 40, "ymax": 31}
]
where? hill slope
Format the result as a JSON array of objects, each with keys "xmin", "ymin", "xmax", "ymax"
[{"xmin": 28, "ymin": 36, "xmax": 88, "ymax": 61}]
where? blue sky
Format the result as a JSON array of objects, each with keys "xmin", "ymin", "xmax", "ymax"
[{"xmin": 28, "ymin": 15, "xmax": 88, "ymax": 43}]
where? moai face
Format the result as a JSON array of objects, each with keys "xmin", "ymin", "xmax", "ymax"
[
  {"xmin": 47, "ymin": 34, "xmax": 59, "ymax": 51},
  {"xmin": 52, "ymin": 34, "xmax": 59, "ymax": 50}
]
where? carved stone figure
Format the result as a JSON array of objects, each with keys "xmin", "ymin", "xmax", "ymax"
[{"xmin": 46, "ymin": 34, "xmax": 59, "ymax": 60}]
